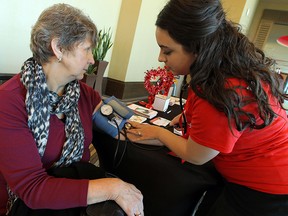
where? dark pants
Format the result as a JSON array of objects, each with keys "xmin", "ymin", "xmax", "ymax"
[
  {"xmin": 8, "ymin": 162, "xmax": 124, "ymax": 216},
  {"xmin": 93, "ymin": 131, "xmax": 224, "ymax": 216},
  {"xmin": 196, "ymin": 182, "xmax": 288, "ymax": 216}
]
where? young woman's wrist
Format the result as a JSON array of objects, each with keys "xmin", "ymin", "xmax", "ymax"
[{"xmin": 156, "ymin": 126, "xmax": 168, "ymax": 142}]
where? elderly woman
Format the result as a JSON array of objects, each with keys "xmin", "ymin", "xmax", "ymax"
[{"xmin": 0, "ymin": 4, "xmax": 143, "ymax": 216}]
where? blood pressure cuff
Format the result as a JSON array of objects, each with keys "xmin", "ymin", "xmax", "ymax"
[
  {"xmin": 93, "ymin": 96, "xmax": 134, "ymax": 138},
  {"xmin": 103, "ymin": 96, "xmax": 133, "ymax": 119}
]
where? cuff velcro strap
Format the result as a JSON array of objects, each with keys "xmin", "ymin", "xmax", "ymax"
[{"xmin": 103, "ymin": 96, "xmax": 134, "ymax": 119}]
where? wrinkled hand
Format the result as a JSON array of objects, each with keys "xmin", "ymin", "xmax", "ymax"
[{"xmin": 110, "ymin": 178, "xmax": 144, "ymax": 216}]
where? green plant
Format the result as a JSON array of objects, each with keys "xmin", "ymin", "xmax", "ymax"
[
  {"xmin": 87, "ymin": 28, "xmax": 113, "ymax": 74},
  {"xmin": 94, "ymin": 28, "xmax": 113, "ymax": 61}
]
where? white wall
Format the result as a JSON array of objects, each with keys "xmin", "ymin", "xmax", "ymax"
[
  {"xmin": 0, "ymin": 0, "xmax": 121, "ymax": 74},
  {"xmin": 247, "ymin": 0, "xmax": 288, "ymax": 74},
  {"xmin": 125, "ymin": 0, "xmax": 250, "ymax": 82},
  {"xmin": 264, "ymin": 24, "xmax": 288, "ymax": 73},
  {"xmin": 125, "ymin": 0, "xmax": 168, "ymax": 82},
  {"xmin": 248, "ymin": 0, "xmax": 288, "ymax": 41},
  {"xmin": 239, "ymin": 0, "xmax": 259, "ymax": 35}
]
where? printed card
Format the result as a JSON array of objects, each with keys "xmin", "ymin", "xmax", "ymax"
[{"xmin": 150, "ymin": 117, "xmax": 171, "ymax": 127}]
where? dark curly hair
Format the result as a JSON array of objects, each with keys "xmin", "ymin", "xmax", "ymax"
[{"xmin": 156, "ymin": 0, "xmax": 287, "ymax": 131}]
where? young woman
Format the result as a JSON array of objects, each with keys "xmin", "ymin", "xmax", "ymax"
[
  {"xmin": 0, "ymin": 4, "xmax": 143, "ymax": 216},
  {"xmin": 127, "ymin": 0, "xmax": 288, "ymax": 215}
]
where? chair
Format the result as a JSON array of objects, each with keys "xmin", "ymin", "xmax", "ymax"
[
  {"xmin": 82, "ymin": 61, "xmax": 108, "ymax": 97},
  {"xmin": 0, "ymin": 74, "xmax": 14, "ymax": 85}
]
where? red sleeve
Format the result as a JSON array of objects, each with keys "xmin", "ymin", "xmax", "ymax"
[
  {"xmin": 0, "ymin": 79, "xmax": 93, "ymax": 210},
  {"xmin": 185, "ymin": 90, "xmax": 242, "ymax": 153}
]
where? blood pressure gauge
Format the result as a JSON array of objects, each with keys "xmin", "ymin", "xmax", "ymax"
[{"xmin": 100, "ymin": 104, "xmax": 115, "ymax": 120}]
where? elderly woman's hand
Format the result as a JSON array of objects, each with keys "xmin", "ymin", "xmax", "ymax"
[
  {"xmin": 110, "ymin": 178, "xmax": 144, "ymax": 216},
  {"xmin": 88, "ymin": 178, "xmax": 144, "ymax": 216}
]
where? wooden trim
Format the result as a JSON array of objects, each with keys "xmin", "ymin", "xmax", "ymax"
[{"xmin": 104, "ymin": 77, "xmax": 148, "ymax": 100}]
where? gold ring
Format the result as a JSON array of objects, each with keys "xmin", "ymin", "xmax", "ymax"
[{"xmin": 137, "ymin": 131, "xmax": 142, "ymax": 136}]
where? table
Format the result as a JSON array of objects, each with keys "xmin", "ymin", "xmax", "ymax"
[{"xmin": 92, "ymin": 102, "xmax": 223, "ymax": 216}]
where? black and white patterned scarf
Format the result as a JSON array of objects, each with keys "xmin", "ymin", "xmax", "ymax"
[
  {"xmin": 7, "ymin": 58, "xmax": 85, "ymax": 214},
  {"xmin": 20, "ymin": 57, "xmax": 85, "ymax": 167}
]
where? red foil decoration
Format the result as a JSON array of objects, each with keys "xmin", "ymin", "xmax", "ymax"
[{"xmin": 144, "ymin": 67, "xmax": 175, "ymax": 108}]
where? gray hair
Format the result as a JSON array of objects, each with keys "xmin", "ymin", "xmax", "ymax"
[{"xmin": 30, "ymin": 3, "xmax": 97, "ymax": 64}]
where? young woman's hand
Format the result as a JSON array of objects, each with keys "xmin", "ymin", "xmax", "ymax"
[
  {"xmin": 126, "ymin": 121, "xmax": 163, "ymax": 143},
  {"xmin": 169, "ymin": 113, "xmax": 182, "ymax": 126}
]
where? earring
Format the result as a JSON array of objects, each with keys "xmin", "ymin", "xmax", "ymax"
[{"xmin": 58, "ymin": 56, "xmax": 62, "ymax": 63}]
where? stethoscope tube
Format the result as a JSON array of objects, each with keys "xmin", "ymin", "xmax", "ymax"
[{"xmin": 179, "ymin": 75, "xmax": 188, "ymax": 135}]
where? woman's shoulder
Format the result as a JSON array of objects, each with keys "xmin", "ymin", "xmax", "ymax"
[
  {"xmin": 0, "ymin": 74, "xmax": 22, "ymax": 90},
  {"xmin": 0, "ymin": 74, "xmax": 27, "ymax": 122},
  {"xmin": 79, "ymin": 81, "xmax": 101, "ymax": 106},
  {"xmin": 79, "ymin": 81, "xmax": 100, "ymax": 97},
  {"xmin": 225, "ymin": 77, "xmax": 247, "ymax": 87},
  {"xmin": 0, "ymin": 74, "xmax": 26, "ymax": 102}
]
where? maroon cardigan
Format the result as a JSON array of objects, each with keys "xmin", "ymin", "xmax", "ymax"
[{"xmin": 0, "ymin": 74, "xmax": 101, "ymax": 215}]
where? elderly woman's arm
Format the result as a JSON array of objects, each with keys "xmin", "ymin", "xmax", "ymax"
[{"xmin": 87, "ymin": 178, "xmax": 144, "ymax": 216}]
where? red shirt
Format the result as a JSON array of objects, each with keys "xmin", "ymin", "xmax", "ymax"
[
  {"xmin": 183, "ymin": 79, "xmax": 288, "ymax": 194},
  {"xmin": 0, "ymin": 74, "xmax": 101, "ymax": 215}
]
